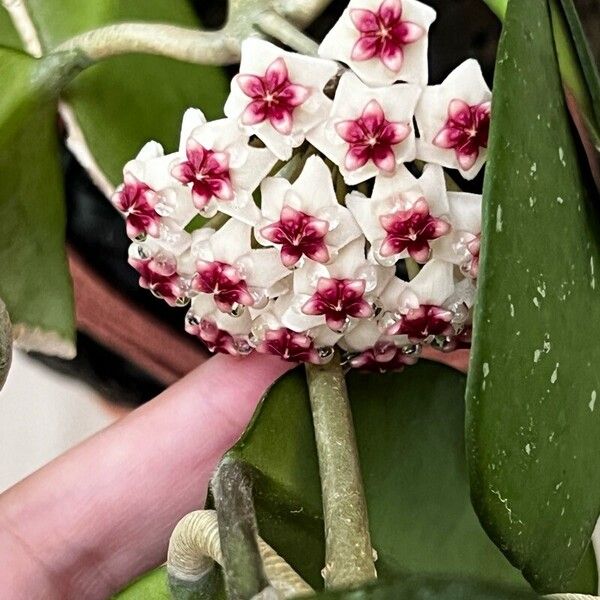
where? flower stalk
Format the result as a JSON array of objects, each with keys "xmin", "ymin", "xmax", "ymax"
[{"xmin": 305, "ymin": 352, "xmax": 377, "ymax": 589}]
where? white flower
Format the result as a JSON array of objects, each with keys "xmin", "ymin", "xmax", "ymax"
[
  {"xmin": 224, "ymin": 38, "xmax": 338, "ymax": 160},
  {"xmin": 184, "ymin": 218, "xmax": 290, "ymax": 316},
  {"xmin": 346, "ymin": 163, "xmax": 451, "ymax": 266},
  {"xmin": 113, "ymin": 110, "xmax": 201, "ymax": 245},
  {"xmin": 171, "ymin": 109, "xmax": 278, "ymax": 225},
  {"xmin": 319, "ymin": 0, "xmax": 436, "ymax": 87},
  {"xmin": 256, "ymin": 155, "xmax": 362, "ymax": 267},
  {"xmin": 379, "ymin": 259, "xmax": 456, "ymax": 340},
  {"xmin": 307, "ymin": 71, "xmax": 421, "ymax": 184},
  {"xmin": 433, "ymin": 191, "xmax": 482, "ymax": 278},
  {"xmin": 415, "ymin": 59, "xmax": 492, "ymax": 179},
  {"xmin": 281, "ymin": 237, "xmax": 394, "ymax": 333}
]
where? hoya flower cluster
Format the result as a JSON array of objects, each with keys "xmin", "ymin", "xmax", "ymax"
[{"xmin": 113, "ymin": 0, "xmax": 491, "ymax": 371}]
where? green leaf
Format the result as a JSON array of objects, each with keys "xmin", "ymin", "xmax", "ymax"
[
  {"xmin": 228, "ymin": 363, "xmax": 528, "ymax": 591},
  {"xmin": 112, "ymin": 566, "xmax": 170, "ymax": 600},
  {"xmin": 25, "ymin": 0, "xmax": 230, "ymax": 185},
  {"xmin": 311, "ymin": 575, "xmax": 540, "ymax": 600},
  {"xmin": 467, "ymin": 0, "xmax": 600, "ymax": 593},
  {"xmin": 557, "ymin": 0, "xmax": 600, "ymax": 129},
  {"xmin": 0, "ymin": 47, "xmax": 76, "ymax": 357},
  {"xmin": 0, "ymin": 8, "xmax": 23, "ymax": 49}
]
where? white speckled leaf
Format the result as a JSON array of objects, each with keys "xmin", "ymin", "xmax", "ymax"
[{"xmin": 466, "ymin": 0, "xmax": 600, "ymax": 594}]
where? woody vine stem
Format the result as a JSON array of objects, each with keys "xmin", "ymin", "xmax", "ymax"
[{"xmin": 6, "ymin": 0, "xmax": 377, "ymax": 589}]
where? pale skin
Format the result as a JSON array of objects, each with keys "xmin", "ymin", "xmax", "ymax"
[{"xmin": 0, "ymin": 350, "xmax": 466, "ymax": 599}]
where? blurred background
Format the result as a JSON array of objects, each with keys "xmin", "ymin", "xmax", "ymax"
[{"xmin": 0, "ymin": 0, "xmax": 596, "ymax": 492}]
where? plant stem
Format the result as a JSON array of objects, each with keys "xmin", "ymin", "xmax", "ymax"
[
  {"xmin": 53, "ymin": 23, "xmax": 241, "ymax": 65},
  {"xmin": 255, "ymin": 10, "xmax": 319, "ymax": 56},
  {"xmin": 305, "ymin": 353, "xmax": 377, "ymax": 589},
  {"xmin": 211, "ymin": 458, "xmax": 270, "ymax": 600}
]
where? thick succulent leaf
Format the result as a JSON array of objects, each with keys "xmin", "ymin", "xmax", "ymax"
[
  {"xmin": 0, "ymin": 48, "xmax": 76, "ymax": 357},
  {"xmin": 558, "ymin": 0, "xmax": 600, "ymax": 129},
  {"xmin": 0, "ymin": 7, "xmax": 22, "ymax": 49},
  {"xmin": 25, "ymin": 0, "xmax": 229, "ymax": 185},
  {"xmin": 112, "ymin": 566, "xmax": 170, "ymax": 599},
  {"xmin": 228, "ymin": 363, "xmax": 528, "ymax": 590},
  {"xmin": 466, "ymin": 0, "xmax": 600, "ymax": 593}
]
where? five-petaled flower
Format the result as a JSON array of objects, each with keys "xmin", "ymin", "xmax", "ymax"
[
  {"xmin": 433, "ymin": 100, "xmax": 490, "ymax": 171},
  {"xmin": 187, "ymin": 218, "xmax": 290, "ymax": 316},
  {"xmin": 380, "ymin": 259, "xmax": 456, "ymax": 340},
  {"xmin": 319, "ymin": 0, "xmax": 436, "ymax": 86},
  {"xmin": 415, "ymin": 59, "xmax": 492, "ymax": 179},
  {"xmin": 257, "ymin": 156, "xmax": 361, "ymax": 267},
  {"xmin": 128, "ymin": 249, "xmax": 184, "ymax": 307},
  {"xmin": 256, "ymin": 327, "xmax": 322, "ymax": 363},
  {"xmin": 112, "ymin": 173, "xmax": 160, "ymax": 240},
  {"xmin": 336, "ymin": 99, "xmax": 410, "ymax": 173},
  {"xmin": 282, "ymin": 238, "xmax": 394, "ymax": 334},
  {"xmin": 347, "ymin": 164, "xmax": 451, "ymax": 265},
  {"xmin": 172, "ymin": 139, "xmax": 233, "ymax": 210},
  {"xmin": 303, "ymin": 277, "xmax": 373, "ymax": 332},
  {"xmin": 308, "ymin": 71, "xmax": 420, "ymax": 184},
  {"xmin": 193, "ymin": 260, "xmax": 254, "ymax": 314},
  {"xmin": 171, "ymin": 111, "xmax": 277, "ymax": 224},
  {"xmin": 225, "ymin": 39, "xmax": 338, "ymax": 160}
]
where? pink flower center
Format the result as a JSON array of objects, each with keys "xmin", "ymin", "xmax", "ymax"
[
  {"xmin": 256, "ymin": 328, "xmax": 321, "ymax": 363},
  {"xmin": 236, "ymin": 57, "xmax": 310, "ymax": 135},
  {"xmin": 302, "ymin": 277, "xmax": 373, "ymax": 332},
  {"xmin": 112, "ymin": 174, "xmax": 160, "ymax": 240},
  {"xmin": 387, "ymin": 304, "xmax": 454, "ymax": 341},
  {"xmin": 433, "ymin": 99, "xmax": 491, "ymax": 171},
  {"xmin": 172, "ymin": 138, "xmax": 233, "ymax": 210},
  {"xmin": 192, "ymin": 260, "xmax": 254, "ymax": 314},
  {"xmin": 260, "ymin": 206, "xmax": 330, "ymax": 268},
  {"xmin": 349, "ymin": 0, "xmax": 424, "ymax": 72},
  {"xmin": 379, "ymin": 198, "xmax": 451, "ymax": 263},
  {"xmin": 335, "ymin": 99, "xmax": 410, "ymax": 173},
  {"xmin": 349, "ymin": 341, "xmax": 419, "ymax": 372},
  {"xmin": 128, "ymin": 255, "xmax": 183, "ymax": 307}
]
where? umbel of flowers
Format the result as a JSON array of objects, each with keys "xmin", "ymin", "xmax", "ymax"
[{"xmin": 112, "ymin": 0, "xmax": 491, "ymax": 372}]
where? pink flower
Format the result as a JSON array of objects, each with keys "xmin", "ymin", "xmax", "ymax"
[
  {"xmin": 237, "ymin": 57, "xmax": 310, "ymax": 135},
  {"xmin": 171, "ymin": 138, "xmax": 233, "ymax": 211},
  {"xmin": 256, "ymin": 328, "xmax": 321, "ymax": 363},
  {"xmin": 260, "ymin": 206, "xmax": 330, "ymax": 268},
  {"xmin": 433, "ymin": 100, "xmax": 490, "ymax": 171},
  {"xmin": 415, "ymin": 59, "xmax": 492, "ymax": 179},
  {"xmin": 307, "ymin": 71, "xmax": 420, "ymax": 184},
  {"xmin": 128, "ymin": 254, "xmax": 183, "ymax": 306},
  {"xmin": 348, "ymin": 341, "xmax": 419, "ymax": 371},
  {"xmin": 386, "ymin": 304, "xmax": 454, "ymax": 341},
  {"xmin": 319, "ymin": 0, "xmax": 436, "ymax": 86},
  {"xmin": 225, "ymin": 39, "xmax": 338, "ymax": 160},
  {"xmin": 192, "ymin": 260, "xmax": 254, "ymax": 314},
  {"xmin": 112, "ymin": 173, "xmax": 160, "ymax": 239},
  {"xmin": 303, "ymin": 277, "xmax": 373, "ymax": 332},
  {"xmin": 349, "ymin": 0, "xmax": 424, "ymax": 72},
  {"xmin": 336, "ymin": 99, "xmax": 410, "ymax": 172},
  {"xmin": 379, "ymin": 198, "xmax": 450, "ymax": 263},
  {"xmin": 347, "ymin": 164, "xmax": 451, "ymax": 266}
]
